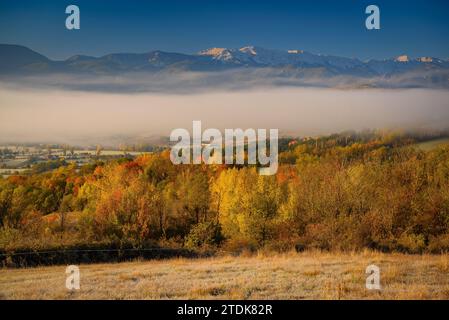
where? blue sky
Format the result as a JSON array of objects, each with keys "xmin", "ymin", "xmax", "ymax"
[{"xmin": 0, "ymin": 0, "xmax": 448, "ymax": 60}]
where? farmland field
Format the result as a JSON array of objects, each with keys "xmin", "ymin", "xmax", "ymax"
[
  {"xmin": 1, "ymin": 251, "xmax": 448, "ymax": 300},
  {"xmin": 414, "ymin": 137, "xmax": 449, "ymax": 151}
]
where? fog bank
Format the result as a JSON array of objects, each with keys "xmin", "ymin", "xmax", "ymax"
[{"xmin": 1, "ymin": 86, "xmax": 449, "ymax": 145}]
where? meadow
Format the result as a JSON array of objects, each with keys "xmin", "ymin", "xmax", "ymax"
[
  {"xmin": 1, "ymin": 251, "xmax": 448, "ymax": 300},
  {"xmin": 414, "ymin": 137, "xmax": 449, "ymax": 151}
]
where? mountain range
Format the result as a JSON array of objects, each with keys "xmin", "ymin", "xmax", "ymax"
[{"xmin": 1, "ymin": 44, "xmax": 449, "ymax": 89}]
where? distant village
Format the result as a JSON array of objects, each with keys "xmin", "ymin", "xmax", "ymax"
[{"xmin": 0, "ymin": 144, "xmax": 151, "ymax": 178}]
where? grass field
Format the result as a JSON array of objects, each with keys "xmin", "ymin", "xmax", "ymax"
[
  {"xmin": 414, "ymin": 137, "xmax": 449, "ymax": 151},
  {"xmin": 1, "ymin": 251, "xmax": 448, "ymax": 300}
]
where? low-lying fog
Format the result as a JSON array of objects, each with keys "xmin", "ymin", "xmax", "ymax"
[{"xmin": 1, "ymin": 85, "xmax": 449, "ymax": 145}]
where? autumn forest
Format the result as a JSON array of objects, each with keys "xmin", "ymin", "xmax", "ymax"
[{"xmin": 1, "ymin": 131, "xmax": 449, "ymax": 266}]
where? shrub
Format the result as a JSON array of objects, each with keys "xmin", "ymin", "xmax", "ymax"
[
  {"xmin": 185, "ymin": 221, "xmax": 223, "ymax": 249},
  {"xmin": 397, "ymin": 233, "xmax": 426, "ymax": 253}
]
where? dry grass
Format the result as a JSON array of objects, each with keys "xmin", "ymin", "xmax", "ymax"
[{"xmin": 0, "ymin": 251, "xmax": 448, "ymax": 300}]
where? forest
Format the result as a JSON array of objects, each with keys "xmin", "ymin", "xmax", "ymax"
[{"xmin": 1, "ymin": 130, "xmax": 449, "ymax": 259}]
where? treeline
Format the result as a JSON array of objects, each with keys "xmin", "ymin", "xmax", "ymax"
[{"xmin": 1, "ymin": 131, "xmax": 449, "ymax": 255}]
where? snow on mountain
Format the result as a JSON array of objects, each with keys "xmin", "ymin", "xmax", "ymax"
[
  {"xmin": 198, "ymin": 48, "xmax": 236, "ymax": 61},
  {"xmin": 395, "ymin": 55, "xmax": 410, "ymax": 63},
  {"xmin": 239, "ymin": 46, "xmax": 257, "ymax": 55},
  {"xmin": 1, "ymin": 44, "xmax": 449, "ymax": 88},
  {"xmin": 198, "ymin": 45, "xmax": 364, "ymax": 70},
  {"xmin": 418, "ymin": 57, "xmax": 433, "ymax": 63}
]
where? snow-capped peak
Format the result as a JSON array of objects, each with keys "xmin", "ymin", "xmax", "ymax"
[
  {"xmin": 239, "ymin": 46, "xmax": 257, "ymax": 55},
  {"xmin": 198, "ymin": 47, "xmax": 238, "ymax": 61},
  {"xmin": 395, "ymin": 55, "xmax": 409, "ymax": 62},
  {"xmin": 198, "ymin": 47, "xmax": 228, "ymax": 56},
  {"xmin": 418, "ymin": 57, "xmax": 433, "ymax": 63}
]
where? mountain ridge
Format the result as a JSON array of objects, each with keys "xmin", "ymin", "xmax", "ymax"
[{"xmin": 1, "ymin": 44, "xmax": 449, "ymax": 90}]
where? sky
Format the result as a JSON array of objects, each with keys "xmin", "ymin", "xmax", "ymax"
[{"xmin": 0, "ymin": 0, "xmax": 449, "ymax": 60}]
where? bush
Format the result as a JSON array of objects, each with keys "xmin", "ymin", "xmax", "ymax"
[
  {"xmin": 397, "ymin": 233, "xmax": 426, "ymax": 253},
  {"xmin": 185, "ymin": 221, "xmax": 223, "ymax": 249},
  {"xmin": 428, "ymin": 234, "xmax": 449, "ymax": 253}
]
